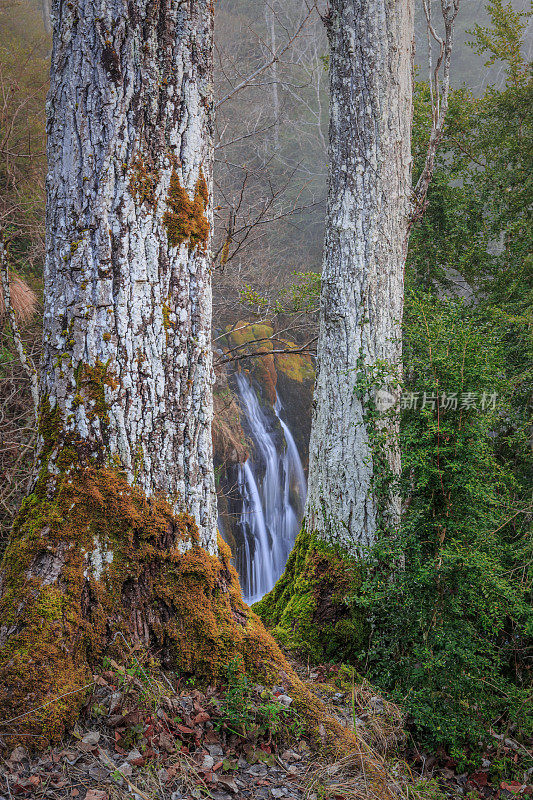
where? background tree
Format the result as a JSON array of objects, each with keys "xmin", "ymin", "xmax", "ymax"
[{"xmin": 304, "ymin": 0, "xmax": 415, "ymax": 550}]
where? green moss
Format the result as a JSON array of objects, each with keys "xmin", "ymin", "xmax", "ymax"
[
  {"xmin": 275, "ymin": 349, "xmax": 315, "ymax": 383},
  {"xmin": 76, "ymin": 359, "xmax": 118, "ymax": 427},
  {"xmin": 254, "ymin": 529, "xmax": 368, "ymax": 664},
  {"xmin": 226, "ymin": 322, "xmax": 274, "ymax": 350}
]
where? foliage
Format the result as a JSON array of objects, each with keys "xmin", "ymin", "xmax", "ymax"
[
  {"xmin": 215, "ymin": 656, "xmax": 303, "ymax": 741},
  {"xmin": 359, "ymin": 8, "xmax": 533, "ymax": 766},
  {"xmin": 256, "ymin": 3, "xmax": 533, "ymax": 770},
  {"xmin": 357, "ymin": 294, "xmax": 532, "ymax": 768}
]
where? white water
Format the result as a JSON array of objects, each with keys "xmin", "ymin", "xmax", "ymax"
[{"xmin": 234, "ymin": 373, "xmax": 307, "ymax": 604}]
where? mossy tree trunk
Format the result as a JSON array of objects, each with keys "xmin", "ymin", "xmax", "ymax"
[
  {"xmin": 254, "ymin": 0, "xmax": 414, "ymax": 658},
  {"xmin": 305, "ymin": 0, "xmax": 414, "ymax": 552},
  {"xmin": 41, "ymin": 0, "xmax": 217, "ymax": 547},
  {"xmin": 0, "ymin": 0, "xmax": 283, "ymax": 749}
]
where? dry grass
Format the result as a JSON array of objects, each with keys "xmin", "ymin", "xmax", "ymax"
[
  {"xmin": 303, "ymin": 748, "xmax": 435, "ymax": 800},
  {"xmin": 351, "ymin": 680, "xmax": 405, "ymax": 755},
  {"xmin": 0, "ymin": 274, "xmax": 37, "ymax": 322}
]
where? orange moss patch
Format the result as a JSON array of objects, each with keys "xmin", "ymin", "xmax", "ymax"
[
  {"xmin": 128, "ymin": 156, "xmax": 158, "ymax": 207},
  {"xmin": 0, "ymin": 465, "xmax": 368, "ymax": 759},
  {"xmin": 0, "ymin": 465, "xmax": 289, "ymax": 750},
  {"xmin": 163, "ymin": 169, "xmax": 209, "ymax": 251}
]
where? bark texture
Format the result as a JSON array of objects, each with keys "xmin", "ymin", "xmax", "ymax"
[
  {"xmin": 305, "ymin": 0, "xmax": 414, "ymax": 551},
  {"xmin": 0, "ymin": 0, "xmax": 241, "ymax": 748},
  {"xmin": 42, "ymin": 0, "xmax": 216, "ymax": 550}
]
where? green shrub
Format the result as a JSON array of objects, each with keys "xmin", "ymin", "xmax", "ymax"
[{"xmin": 357, "ymin": 294, "xmax": 532, "ymax": 768}]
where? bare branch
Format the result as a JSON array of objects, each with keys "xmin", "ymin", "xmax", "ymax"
[
  {"xmin": 215, "ymin": 336, "xmax": 318, "ymax": 367},
  {"xmin": 411, "ymin": 0, "xmax": 460, "ymax": 225},
  {"xmin": 216, "ymin": 7, "xmax": 315, "ymax": 108}
]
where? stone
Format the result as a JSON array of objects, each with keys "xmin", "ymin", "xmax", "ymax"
[
  {"xmin": 276, "ymin": 694, "xmax": 293, "ymax": 707},
  {"xmin": 248, "ymin": 764, "xmax": 268, "ymax": 776},
  {"xmin": 9, "ymin": 747, "xmax": 27, "ymax": 763}
]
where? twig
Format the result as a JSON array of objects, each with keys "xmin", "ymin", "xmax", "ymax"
[
  {"xmin": 216, "ymin": 8, "xmax": 314, "ymax": 107},
  {"xmin": 0, "ymin": 682, "xmax": 95, "ymax": 727}
]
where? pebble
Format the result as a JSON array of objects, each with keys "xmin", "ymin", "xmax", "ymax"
[
  {"xmin": 248, "ymin": 764, "xmax": 268, "ymax": 776},
  {"xmin": 276, "ymin": 694, "xmax": 293, "ymax": 707}
]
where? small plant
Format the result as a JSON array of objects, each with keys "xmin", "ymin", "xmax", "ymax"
[
  {"xmin": 215, "ymin": 657, "xmax": 254, "ymax": 736},
  {"xmin": 215, "ymin": 657, "xmax": 302, "ymax": 742}
]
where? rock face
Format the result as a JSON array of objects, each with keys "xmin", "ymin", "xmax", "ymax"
[
  {"xmin": 212, "ymin": 320, "xmax": 315, "ymax": 593},
  {"xmin": 217, "ymin": 320, "xmax": 315, "ymax": 468}
]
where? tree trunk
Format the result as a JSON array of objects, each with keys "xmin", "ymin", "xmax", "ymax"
[
  {"xmin": 0, "ymin": 0, "xmax": 284, "ymax": 749},
  {"xmin": 41, "ymin": 0, "xmax": 217, "ymax": 550},
  {"xmin": 305, "ymin": 0, "xmax": 414, "ymax": 552}
]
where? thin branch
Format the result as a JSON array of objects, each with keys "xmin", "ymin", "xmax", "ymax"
[
  {"xmin": 215, "ymin": 336, "xmax": 318, "ymax": 366},
  {"xmin": 411, "ymin": 0, "xmax": 461, "ymax": 226},
  {"xmin": 216, "ymin": 7, "xmax": 314, "ymax": 108}
]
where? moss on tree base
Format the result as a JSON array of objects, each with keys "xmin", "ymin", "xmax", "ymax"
[
  {"xmin": 253, "ymin": 529, "xmax": 369, "ymax": 664},
  {"xmin": 0, "ymin": 466, "xmax": 286, "ymax": 748},
  {"xmin": 0, "ymin": 468, "xmax": 366, "ymax": 757}
]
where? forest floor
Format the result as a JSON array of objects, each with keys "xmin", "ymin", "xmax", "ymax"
[{"xmin": 0, "ymin": 653, "xmax": 529, "ymax": 800}]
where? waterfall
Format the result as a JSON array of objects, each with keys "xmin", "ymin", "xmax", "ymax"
[{"xmin": 233, "ymin": 373, "xmax": 307, "ymax": 604}]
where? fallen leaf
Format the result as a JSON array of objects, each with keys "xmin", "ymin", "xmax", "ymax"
[
  {"xmin": 502, "ymin": 782, "xmax": 526, "ymax": 795},
  {"xmin": 470, "ymin": 772, "xmax": 488, "ymax": 787},
  {"xmin": 85, "ymin": 790, "xmax": 108, "ymax": 800},
  {"xmin": 177, "ymin": 724, "xmax": 194, "ymax": 735}
]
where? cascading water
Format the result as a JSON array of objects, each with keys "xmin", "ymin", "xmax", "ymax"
[{"xmin": 233, "ymin": 372, "xmax": 307, "ymax": 604}]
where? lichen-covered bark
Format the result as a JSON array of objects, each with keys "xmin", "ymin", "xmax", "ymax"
[
  {"xmin": 42, "ymin": 0, "xmax": 216, "ymax": 549},
  {"xmin": 0, "ymin": 0, "xmax": 226, "ymax": 746},
  {"xmin": 305, "ymin": 0, "xmax": 414, "ymax": 551}
]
